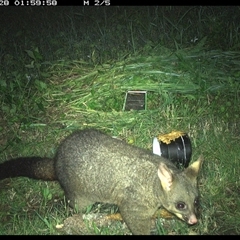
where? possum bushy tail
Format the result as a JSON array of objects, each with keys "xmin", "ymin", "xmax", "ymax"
[{"xmin": 0, "ymin": 157, "xmax": 56, "ymax": 181}]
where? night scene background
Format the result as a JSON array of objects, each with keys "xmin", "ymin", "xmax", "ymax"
[{"xmin": 0, "ymin": 6, "xmax": 239, "ymax": 235}]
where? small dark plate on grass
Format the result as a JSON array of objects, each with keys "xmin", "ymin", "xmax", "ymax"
[{"xmin": 123, "ymin": 90, "xmax": 147, "ymax": 111}]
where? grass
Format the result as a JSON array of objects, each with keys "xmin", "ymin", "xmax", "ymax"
[{"xmin": 0, "ymin": 6, "xmax": 240, "ymax": 235}]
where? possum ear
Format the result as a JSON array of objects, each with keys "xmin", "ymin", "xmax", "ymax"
[
  {"xmin": 157, "ymin": 162, "xmax": 173, "ymax": 191},
  {"xmin": 153, "ymin": 137, "xmax": 161, "ymax": 156}
]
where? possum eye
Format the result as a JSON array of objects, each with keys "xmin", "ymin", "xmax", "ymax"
[
  {"xmin": 176, "ymin": 202, "xmax": 186, "ymax": 210},
  {"xmin": 194, "ymin": 197, "xmax": 199, "ymax": 207}
]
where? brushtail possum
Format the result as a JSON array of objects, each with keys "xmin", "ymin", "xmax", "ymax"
[{"xmin": 0, "ymin": 129, "xmax": 203, "ymax": 235}]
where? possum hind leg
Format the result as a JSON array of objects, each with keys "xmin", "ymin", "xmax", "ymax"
[{"xmin": 62, "ymin": 188, "xmax": 94, "ymax": 212}]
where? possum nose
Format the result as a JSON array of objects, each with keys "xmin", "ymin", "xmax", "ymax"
[{"xmin": 188, "ymin": 215, "xmax": 198, "ymax": 225}]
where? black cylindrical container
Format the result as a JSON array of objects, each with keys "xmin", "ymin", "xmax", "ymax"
[{"xmin": 153, "ymin": 131, "xmax": 192, "ymax": 168}]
